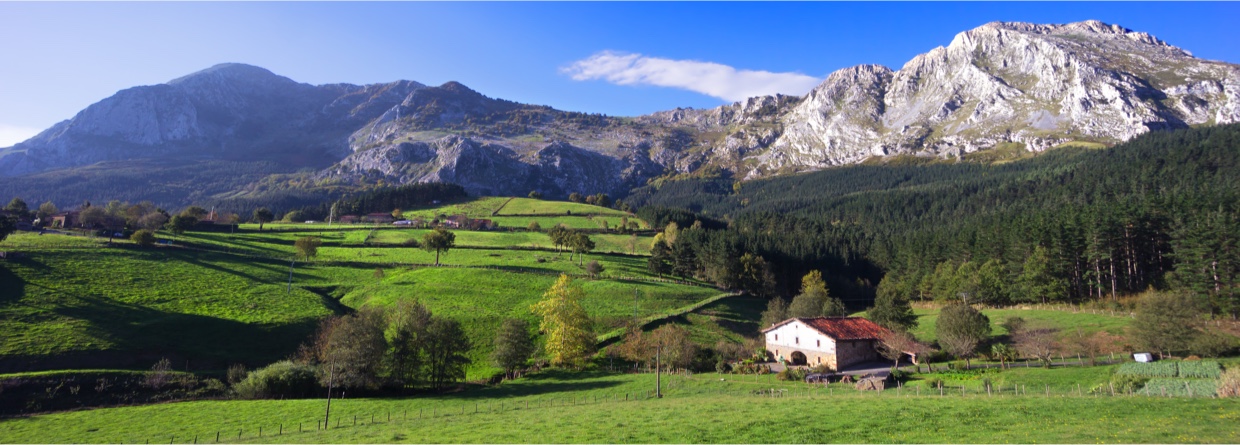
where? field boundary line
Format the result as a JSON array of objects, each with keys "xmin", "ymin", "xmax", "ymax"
[{"xmin": 490, "ymin": 197, "xmax": 516, "ymax": 216}]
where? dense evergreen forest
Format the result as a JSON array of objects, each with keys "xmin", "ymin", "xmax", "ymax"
[{"xmin": 626, "ymin": 124, "xmax": 1240, "ymax": 318}]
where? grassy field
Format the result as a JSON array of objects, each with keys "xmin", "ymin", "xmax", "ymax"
[
  {"xmin": 0, "ymin": 247, "xmax": 345, "ymax": 362},
  {"xmin": 341, "ymin": 267, "xmax": 721, "ymax": 376},
  {"xmin": 0, "ymin": 198, "xmax": 710, "ymax": 378},
  {"xmin": 902, "ymin": 306, "xmax": 1133, "ymax": 343},
  {"xmin": 495, "ymin": 198, "xmax": 629, "ymax": 217},
  {"xmin": 2, "ymin": 370, "xmax": 1237, "ymax": 444}
]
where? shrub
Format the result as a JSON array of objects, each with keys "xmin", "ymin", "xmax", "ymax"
[
  {"xmin": 233, "ymin": 361, "xmax": 320, "ymax": 399},
  {"xmin": 226, "ymin": 364, "xmax": 248, "ymax": 386},
  {"xmin": 1219, "ymin": 367, "xmax": 1240, "ymax": 398},
  {"xmin": 144, "ymin": 358, "xmax": 172, "ymax": 389},
  {"xmin": 130, "ymin": 229, "xmax": 156, "ymax": 246},
  {"xmin": 1111, "ymin": 374, "xmax": 1150, "ymax": 393},
  {"xmin": 808, "ymin": 364, "xmax": 834, "ymax": 374},
  {"xmin": 1190, "ymin": 331, "xmax": 1237, "ymax": 358},
  {"xmin": 776, "ymin": 367, "xmax": 808, "ymax": 382},
  {"xmin": 924, "ymin": 377, "xmax": 944, "ymax": 389},
  {"xmin": 1177, "ymin": 360, "xmax": 1222, "ymax": 379},
  {"xmin": 1140, "ymin": 378, "xmax": 1217, "ymax": 397},
  {"xmin": 715, "ymin": 360, "xmax": 731, "ymax": 374},
  {"xmin": 1116, "ymin": 362, "xmax": 1178, "ymax": 378},
  {"xmin": 891, "ymin": 369, "xmax": 909, "ymax": 382}
]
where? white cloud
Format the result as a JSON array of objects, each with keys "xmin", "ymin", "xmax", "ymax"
[
  {"xmin": 563, "ymin": 51, "xmax": 822, "ymax": 103},
  {"xmin": 0, "ymin": 124, "xmax": 42, "ymax": 147}
]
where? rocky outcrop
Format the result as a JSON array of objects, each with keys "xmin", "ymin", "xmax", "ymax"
[
  {"xmin": 321, "ymin": 136, "xmax": 656, "ymax": 197},
  {"xmin": 0, "ymin": 64, "xmax": 423, "ymax": 177},
  {"xmin": 755, "ymin": 20, "xmax": 1240, "ymax": 174},
  {"xmin": 3, "ymin": 21, "xmax": 1238, "ymax": 199}
]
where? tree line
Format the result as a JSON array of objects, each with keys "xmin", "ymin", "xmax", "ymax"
[{"xmin": 624, "ymin": 124, "xmax": 1240, "ymax": 318}]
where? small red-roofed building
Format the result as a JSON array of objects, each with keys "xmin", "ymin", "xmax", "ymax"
[{"xmin": 761, "ymin": 317, "xmax": 888, "ymax": 369}]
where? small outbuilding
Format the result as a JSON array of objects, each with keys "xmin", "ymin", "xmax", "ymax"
[{"xmin": 762, "ymin": 317, "xmax": 888, "ymax": 370}]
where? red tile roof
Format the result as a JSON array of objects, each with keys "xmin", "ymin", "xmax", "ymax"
[{"xmin": 783, "ymin": 317, "xmax": 889, "ymax": 340}]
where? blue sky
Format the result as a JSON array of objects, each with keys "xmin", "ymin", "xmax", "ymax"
[{"xmin": 2, "ymin": 2, "xmax": 1239, "ymax": 146}]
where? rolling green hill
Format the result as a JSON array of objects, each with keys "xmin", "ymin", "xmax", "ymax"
[{"xmin": 0, "ymin": 198, "xmax": 717, "ymax": 379}]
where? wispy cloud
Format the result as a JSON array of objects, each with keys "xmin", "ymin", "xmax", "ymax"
[
  {"xmin": 0, "ymin": 124, "xmax": 41, "ymax": 147},
  {"xmin": 563, "ymin": 51, "xmax": 822, "ymax": 103}
]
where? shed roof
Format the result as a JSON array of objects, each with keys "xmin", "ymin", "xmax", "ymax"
[{"xmin": 762, "ymin": 317, "xmax": 888, "ymax": 341}]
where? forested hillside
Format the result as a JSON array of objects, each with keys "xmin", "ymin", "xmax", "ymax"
[{"xmin": 625, "ymin": 124, "xmax": 1240, "ymax": 317}]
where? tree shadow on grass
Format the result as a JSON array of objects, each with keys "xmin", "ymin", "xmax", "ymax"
[
  {"xmin": 0, "ymin": 263, "xmax": 26, "ymax": 305},
  {"xmin": 449, "ymin": 370, "xmax": 626, "ymax": 399},
  {"xmin": 0, "ymin": 295, "xmax": 318, "ymax": 373}
]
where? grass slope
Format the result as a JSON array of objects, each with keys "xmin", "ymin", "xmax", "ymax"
[
  {"xmin": 495, "ymin": 198, "xmax": 629, "ymax": 217},
  {"xmin": 2, "ymin": 370, "xmax": 1236, "ymax": 444},
  {"xmin": 0, "ymin": 198, "xmax": 705, "ymax": 378},
  {"xmin": 901, "ymin": 307, "xmax": 1132, "ymax": 343}
]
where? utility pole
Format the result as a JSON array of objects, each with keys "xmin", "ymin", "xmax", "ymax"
[
  {"xmin": 655, "ymin": 343, "xmax": 662, "ymax": 399},
  {"xmin": 633, "ymin": 288, "xmax": 639, "ymax": 320},
  {"xmin": 324, "ymin": 361, "xmax": 335, "ymax": 429}
]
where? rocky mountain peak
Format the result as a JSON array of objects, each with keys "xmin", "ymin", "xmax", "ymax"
[{"xmin": 165, "ymin": 62, "xmax": 303, "ymax": 91}]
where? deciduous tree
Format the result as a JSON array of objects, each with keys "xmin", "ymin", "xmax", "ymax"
[
  {"xmin": 422, "ymin": 228, "xmax": 456, "ymax": 266},
  {"xmin": 759, "ymin": 298, "xmax": 789, "ymax": 330},
  {"xmin": 492, "ymin": 318, "xmax": 535, "ymax": 379},
  {"xmin": 1014, "ymin": 327, "xmax": 1059, "ymax": 367},
  {"xmin": 130, "ymin": 229, "xmax": 156, "ymax": 247},
  {"xmin": 1132, "ymin": 291, "xmax": 1202, "ymax": 358},
  {"xmin": 788, "ymin": 270, "xmax": 845, "ymax": 318},
  {"xmin": 314, "ymin": 308, "xmax": 389, "ymax": 389},
  {"xmin": 877, "ymin": 330, "xmax": 929, "ymax": 370},
  {"xmin": 423, "ymin": 318, "xmax": 471, "ymax": 389},
  {"xmin": 935, "ymin": 303, "xmax": 990, "ymax": 369},
  {"xmin": 252, "ymin": 207, "xmax": 274, "ymax": 230},
  {"xmin": 294, "ymin": 236, "xmax": 322, "ymax": 260},
  {"xmin": 531, "ymin": 274, "xmax": 595, "ymax": 367}
]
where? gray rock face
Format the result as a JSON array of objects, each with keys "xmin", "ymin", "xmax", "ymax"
[
  {"xmin": 0, "ymin": 63, "xmax": 423, "ymax": 177},
  {"xmin": 3, "ymin": 21, "xmax": 1237, "ymax": 199},
  {"xmin": 755, "ymin": 20, "xmax": 1240, "ymax": 174},
  {"xmin": 322, "ymin": 135, "xmax": 656, "ymax": 197}
]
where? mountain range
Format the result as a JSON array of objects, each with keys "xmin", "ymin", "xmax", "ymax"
[{"xmin": 2, "ymin": 20, "xmax": 1237, "ymax": 206}]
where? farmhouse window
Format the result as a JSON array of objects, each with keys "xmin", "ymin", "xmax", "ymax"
[
  {"xmin": 817, "ymin": 340, "xmax": 820, "ymax": 347},
  {"xmin": 795, "ymin": 337, "xmax": 799, "ymax": 345},
  {"xmin": 774, "ymin": 334, "xmax": 778, "ymax": 341}
]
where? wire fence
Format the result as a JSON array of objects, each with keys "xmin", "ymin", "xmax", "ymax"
[{"xmin": 131, "ymin": 368, "xmax": 1223, "ymax": 444}]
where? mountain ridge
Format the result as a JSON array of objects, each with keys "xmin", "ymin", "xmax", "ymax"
[{"xmin": 2, "ymin": 20, "xmax": 1237, "ymax": 204}]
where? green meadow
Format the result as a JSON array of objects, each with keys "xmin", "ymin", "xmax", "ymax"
[
  {"xmin": 2, "ymin": 370, "xmax": 1236, "ymax": 444},
  {"xmin": 0, "ymin": 198, "xmax": 711, "ymax": 378}
]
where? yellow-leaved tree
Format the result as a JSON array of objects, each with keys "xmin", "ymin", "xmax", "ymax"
[{"xmin": 531, "ymin": 274, "xmax": 595, "ymax": 367}]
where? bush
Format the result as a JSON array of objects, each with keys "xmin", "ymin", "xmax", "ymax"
[
  {"xmin": 1190, "ymin": 331, "xmax": 1237, "ymax": 358},
  {"xmin": 233, "ymin": 361, "xmax": 320, "ymax": 399},
  {"xmin": 130, "ymin": 229, "xmax": 156, "ymax": 246},
  {"xmin": 1219, "ymin": 367, "xmax": 1240, "ymax": 398},
  {"xmin": 715, "ymin": 360, "xmax": 731, "ymax": 374},
  {"xmin": 1140, "ymin": 378, "xmax": 1217, "ymax": 397},
  {"xmin": 776, "ymin": 367, "xmax": 808, "ymax": 382},
  {"xmin": 1110, "ymin": 374, "xmax": 1150, "ymax": 393},
  {"xmin": 1177, "ymin": 360, "xmax": 1222, "ymax": 379},
  {"xmin": 891, "ymin": 369, "xmax": 909, "ymax": 382},
  {"xmin": 732, "ymin": 362, "xmax": 771, "ymax": 375},
  {"xmin": 226, "ymin": 364, "xmax": 248, "ymax": 386},
  {"xmin": 923, "ymin": 378, "xmax": 944, "ymax": 389},
  {"xmin": 1116, "ymin": 362, "xmax": 1178, "ymax": 378},
  {"xmin": 808, "ymin": 364, "xmax": 834, "ymax": 374}
]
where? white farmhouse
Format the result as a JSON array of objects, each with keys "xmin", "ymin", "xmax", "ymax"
[{"xmin": 762, "ymin": 317, "xmax": 888, "ymax": 370}]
